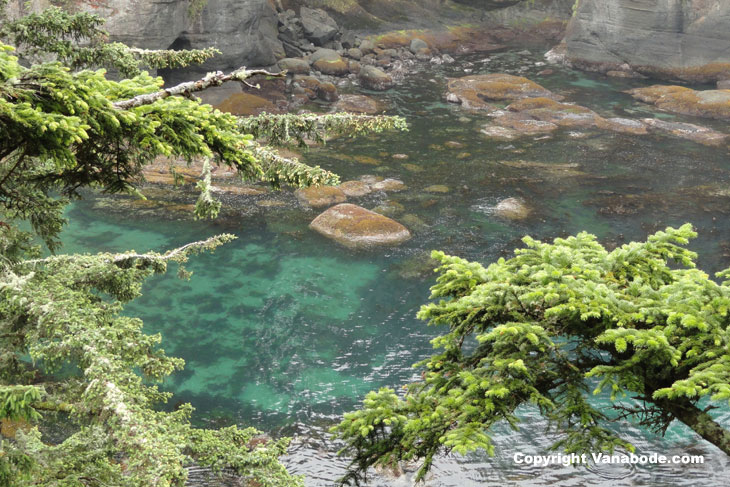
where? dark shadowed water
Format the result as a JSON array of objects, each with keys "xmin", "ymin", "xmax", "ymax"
[{"xmin": 60, "ymin": 47, "xmax": 730, "ymax": 485}]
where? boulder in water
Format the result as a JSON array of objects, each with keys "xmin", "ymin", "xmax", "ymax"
[
  {"xmin": 494, "ymin": 197, "xmax": 531, "ymax": 221},
  {"xmin": 628, "ymin": 85, "xmax": 730, "ymax": 120},
  {"xmin": 309, "ymin": 204, "xmax": 411, "ymax": 249},
  {"xmin": 295, "ymin": 185, "xmax": 346, "ymax": 208},
  {"xmin": 338, "ymin": 180, "xmax": 372, "ymax": 197},
  {"xmin": 446, "ymin": 74, "xmax": 560, "ymax": 111},
  {"xmin": 359, "ymin": 65, "xmax": 394, "ymax": 91}
]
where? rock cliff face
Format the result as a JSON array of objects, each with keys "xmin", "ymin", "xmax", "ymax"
[
  {"xmin": 563, "ymin": 0, "xmax": 730, "ymax": 82},
  {"xmin": 6, "ymin": 0, "xmax": 284, "ymax": 71}
]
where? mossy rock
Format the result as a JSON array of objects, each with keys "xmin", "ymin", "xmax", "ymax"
[
  {"xmin": 332, "ymin": 94, "xmax": 382, "ymax": 114},
  {"xmin": 371, "ymin": 178, "xmax": 406, "ymax": 192},
  {"xmin": 313, "ymin": 58, "xmax": 350, "ymax": 76},
  {"xmin": 215, "ymin": 93, "xmax": 277, "ymax": 116},
  {"xmin": 372, "ymin": 199, "xmax": 405, "ymax": 217},
  {"xmin": 393, "ymin": 251, "xmax": 438, "ymax": 279},
  {"xmin": 446, "ymin": 74, "xmax": 560, "ymax": 111},
  {"xmin": 629, "ymin": 85, "xmax": 730, "ymax": 120},
  {"xmin": 295, "ymin": 185, "xmax": 347, "ymax": 208},
  {"xmin": 309, "ymin": 203, "xmax": 411, "ymax": 249},
  {"xmin": 424, "ymin": 184, "xmax": 450, "ymax": 193},
  {"xmin": 338, "ymin": 180, "xmax": 372, "ymax": 197}
]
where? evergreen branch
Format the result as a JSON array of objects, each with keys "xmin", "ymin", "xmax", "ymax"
[{"xmin": 18, "ymin": 234, "xmax": 235, "ymax": 268}]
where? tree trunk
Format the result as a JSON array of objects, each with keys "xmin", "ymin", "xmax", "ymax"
[{"xmin": 663, "ymin": 399, "xmax": 730, "ymax": 456}]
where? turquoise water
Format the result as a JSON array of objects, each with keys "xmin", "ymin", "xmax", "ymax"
[{"xmin": 59, "ymin": 47, "xmax": 730, "ymax": 485}]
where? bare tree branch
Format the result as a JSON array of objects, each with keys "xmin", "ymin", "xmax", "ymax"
[{"xmin": 112, "ymin": 68, "xmax": 283, "ymax": 110}]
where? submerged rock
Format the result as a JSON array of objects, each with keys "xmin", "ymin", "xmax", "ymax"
[
  {"xmin": 446, "ymin": 74, "xmax": 560, "ymax": 111},
  {"xmin": 628, "ymin": 85, "xmax": 730, "ymax": 120},
  {"xmin": 494, "ymin": 197, "xmax": 531, "ymax": 220},
  {"xmin": 480, "ymin": 125, "xmax": 520, "ymax": 140},
  {"xmin": 215, "ymin": 93, "xmax": 277, "ymax": 116},
  {"xmin": 332, "ymin": 94, "xmax": 382, "ymax": 114},
  {"xmin": 372, "ymin": 200, "xmax": 405, "ymax": 217},
  {"xmin": 424, "ymin": 184, "xmax": 450, "ymax": 193},
  {"xmin": 641, "ymin": 118, "xmax": 728, "ymax": 146},
  {"xmin": 504, "ymin": 97, "xmax": 600, "ymax": 128},
  {"xmin": 295, "ymin": 185, "xmax": 346, "ymax": 208},
  {"xmin": 338, "ymin": 180, "xmax": 372, "ymax": 197},
  {"xmin": 371, "ymin": 178, "xmax": 406, "ymax": 192},
  {"xmin": 595, "ymin": 117, "xmax": 648, "ymax": 135},
  {"xmin": 309, "ymin": 204, "xmax": 411, "ymax": 249}
]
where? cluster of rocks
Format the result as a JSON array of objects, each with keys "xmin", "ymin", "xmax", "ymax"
[
  {"xmin": 295, "ymin": 175, "xmax": 412, "ymax": 250},
  {"xmin": 269, "ymin": 8, "xmax": 462, "ymax": 106},
  {"xmin": 445, "ymin": 73, "xmax": 729, "ymax": 147},
  {"xmin": 277, "ymin": 36, "xmax": 454, "ymax": 96}
]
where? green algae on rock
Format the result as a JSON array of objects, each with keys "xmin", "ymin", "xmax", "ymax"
[
  {"xmin": 629, "ymin": 85, "xmax": 730, "ymax": 121},
  {"xmin": 446, "ymin": 73, "xmax": 561, "ymax": 111},
  {"xmin": 309, "ymin": 203, "xmax": 411, "ymax": 249},
  {"xmin": 295, "ymin": 185, "xmax": 347, "ymax": 208}
]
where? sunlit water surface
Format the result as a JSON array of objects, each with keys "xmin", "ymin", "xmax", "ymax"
[{"xmin": 60, "ymin": 47, "xmax": 730, "ymax": 485}]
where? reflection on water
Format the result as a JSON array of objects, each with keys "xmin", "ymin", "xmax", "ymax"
[{"xmin": 59, "ymin": 45, "xmax": 730, "ymax": 485}]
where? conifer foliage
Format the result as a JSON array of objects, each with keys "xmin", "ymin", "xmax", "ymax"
[
  {"xmin": 332, "ymin": 224, "xmax": 730, "ymax": 484},
  {"xmin": 0, "ymin": 2, "xmax": 405, "ymax": 486}
]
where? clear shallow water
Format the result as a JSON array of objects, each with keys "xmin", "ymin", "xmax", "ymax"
[{"xmin": 60, "ymin": 47, "xmax": 730, "ymax": 485}]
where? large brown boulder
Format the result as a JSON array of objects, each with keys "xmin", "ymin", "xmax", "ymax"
[
  {"xmin": 628, "ymin": 85, "xmax": 730, "ymax": 121},
  {"xmin": 309, "ymin": 204, "xmax": 411, "ymax": 249},
  {"xmin": 446, "ymin": 74, "xmax": 560, "ymax": 111}
]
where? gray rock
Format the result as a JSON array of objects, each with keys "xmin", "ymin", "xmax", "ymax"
[
  {"xmin": 86, "ymin": 0, "xmax": 285, "ymax": 80},
  {"xmin": 278, "ymin": 58, "xmax": 310, "ymax": 74},
  {"xmin": 565, "ymin": 0, "xmax": 730, "ymax": 82},
  {"xmin": 277, "ymin": 9, "xmax": 303, "ymax": 44},
  {"xmin": 340, "ymin": 30, "xmax": 358, "ymax": 49},
  {"xmin": 310, "ymin": 48, "xmax": 348, "ymax": 76},
  {"xmin": 359, "ymin": 40, "xmax": 376, "ymax": 54},
  {"xmin": 358, "ymin": 65, "xmax": 394, "ymax": 91},
  {"xmin": 300, "ymin": 7, "xmax": 339, "ymax": 46},
  {"xmin": 719, "ymin": 80, "xmax": 730, "ymax": 90},
  {"xmin": 282, "ymin": 42, "xmax": 305, "ymax": 58},
  {"xmin": 347, "ymin": 48, "xmax": 363, "ymax": 60},
  {"xmin": 310, "ymin": 48, "xmax": 341, "ymax": 64},
  {"xmin": 409, "ymin": 38, "xmax": 428, "ymax": 54}
]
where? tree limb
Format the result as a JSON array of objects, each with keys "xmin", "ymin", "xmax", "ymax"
[
  {"xmin": 660, "ymin": 399, "xmax": 730, "ymax": 456},
  {"xmin": 112, "ymin": 68, "xmax": 284, "ymax": 110},
  {"xmin": 18, "ymin": 234, "xmax": 234, "ymax": 267}
]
